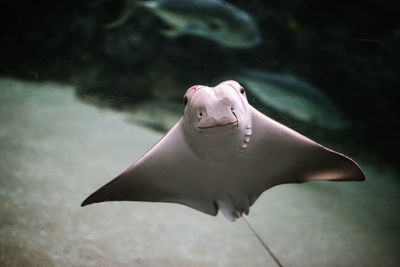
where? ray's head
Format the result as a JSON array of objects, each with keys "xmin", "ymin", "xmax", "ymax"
[
  {"xmin": 183, "ymin": 80, "xmax": 250, "ymax": 133},
  {"xmin": 182, "ymin": 80, "xmax": 252, "ymax": 159}
]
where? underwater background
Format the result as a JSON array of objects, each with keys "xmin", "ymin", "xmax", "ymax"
[{"xmin": 1, "ymin": 0, "xmax": 399, "ymax": 266}]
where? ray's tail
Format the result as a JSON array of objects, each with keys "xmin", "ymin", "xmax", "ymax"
[{"xmin": 242, "ymin": 213, "xmax": 283, "ymax": 267}]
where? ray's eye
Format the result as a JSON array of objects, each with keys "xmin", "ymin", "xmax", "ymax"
[
  {"xmin": 183, "ymin": 96, "xmax": 188, "ymax": 106},
  {"xmin": 240, "ymin": 87, "xmax": 245, "ymax": 94}
]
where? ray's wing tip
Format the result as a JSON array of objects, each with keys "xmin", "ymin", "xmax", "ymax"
[
  {"xmin": 342, "ymin": 164, "xmax": 366, "ymax": 182},
  {"xmin": 81, "ymin": 190, "xmax": 106, "ymax": 207},
  {"xmin": 327, "ymin": 147, "xmax": 366, "ymax": 182},
  {"xmin": 346, "ymin": 171, "xmax": 365, "ymax": 182},
  {"xmin": 356, "ymin": 167, "xmax": 366, "ymax": 181},
  {"xmin": 81, "ymin": 195, "xmax": 95, "ymax": 207},
  {"xmin": 349, "ymin": 158, "xmax": 366, "ymax": 182}
]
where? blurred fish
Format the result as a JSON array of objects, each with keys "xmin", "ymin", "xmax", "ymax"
[
  {"xmin": 103, "ymin": 0, "xmax": 139, "ymax": 29},
  {"xmin": 235, "ymin": 70, "xmax": 348, "ymax": 129},
  {"xmin": 105, "ymin": 0, "xmax": 261, "ymax": 48}
]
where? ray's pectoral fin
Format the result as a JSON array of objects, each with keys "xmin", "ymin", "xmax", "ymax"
[
  {"xmin": 250, "ymin": 107, "xmax": 365, "ymax": 187},
  {"xmin": 81, "ymin": 118, "xmax": 218, "ymax": 216},
  {"xmin": 299, "ymin": 143, "xmax": 365, "ymax": 183}
]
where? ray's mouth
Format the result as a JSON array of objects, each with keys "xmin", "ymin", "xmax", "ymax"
[
  {"xmin": 197, "ymin": 107, "xmax": 238, "ymax": 132},
  {"xmin": 198, "ymin": 120, "xmax": 238, "ymax": 129}
]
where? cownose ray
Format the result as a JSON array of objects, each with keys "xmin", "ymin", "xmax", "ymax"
[{"xmin": 82, "ymin": 80, "xmax": 365, "ymax": 222}]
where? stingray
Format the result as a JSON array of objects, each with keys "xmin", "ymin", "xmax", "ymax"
[
  {"xmin": 82, "ymin": 80, "xmax": 364, "ymax": 215},
  {"xmin": 82, "ymin": 80, "xmax": 364, "ymax": 264}
]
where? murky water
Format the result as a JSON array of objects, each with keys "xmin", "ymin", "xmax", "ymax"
[{"xmin": 1, "ymin": 78, "xmax": 399, "ymax": 266}]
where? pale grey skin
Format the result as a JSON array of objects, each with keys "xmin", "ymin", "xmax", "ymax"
[
  {"xmin": 82, "ymin": 81, "xmax": 365, "ymax": 221},
  {"xmin": 105, "ymin": 0, "xmax": 261, "ymax": 48}
]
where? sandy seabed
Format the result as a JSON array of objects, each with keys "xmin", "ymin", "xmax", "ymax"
[{"xmin": 0, "ymin": 78, "xmax": 399, "ymax": 266}]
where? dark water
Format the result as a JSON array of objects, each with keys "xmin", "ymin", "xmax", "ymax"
[
  {"xmin": 2, "ymin": 0, "xmax": 399, "ymax": 167},
  {"xmin": 1, "ymin": 0, "xmax": 399, "ymax": 266}
]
